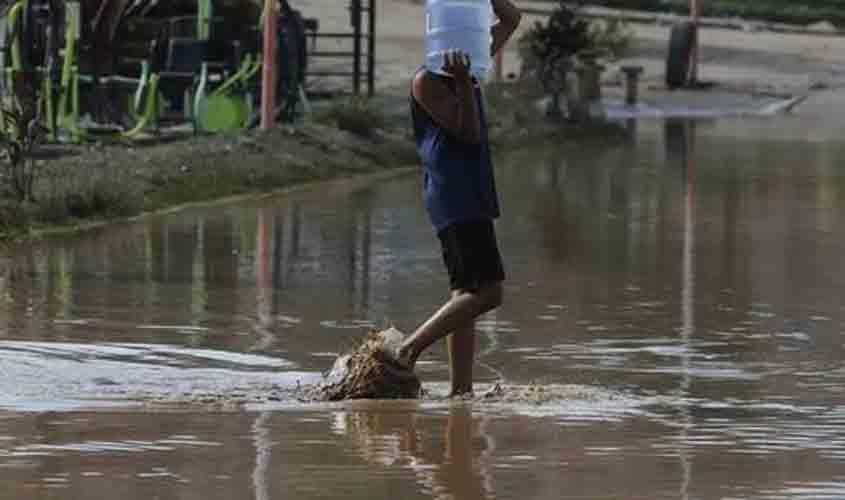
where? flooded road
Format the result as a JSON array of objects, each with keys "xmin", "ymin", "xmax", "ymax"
[{"xmin": 1, "ymin": 117, "xmax": 844, "ymax": 499}]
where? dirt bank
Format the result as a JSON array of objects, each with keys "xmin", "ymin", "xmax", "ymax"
[{"xmin": 1, "ymin": 119, "xmax": 418, "ymax": 241}]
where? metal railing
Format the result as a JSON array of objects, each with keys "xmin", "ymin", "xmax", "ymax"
[{"xmin": 304, "ymin": 0, "xmax": 376, "ymax": 96}]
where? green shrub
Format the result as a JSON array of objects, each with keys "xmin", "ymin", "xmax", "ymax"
[
  {"xmin": 0, "ymin": 93, "xmax": 45, "ymax": 203},
  {"xmin": 518, "ymin": 2, "xmax": 592, "ymax": 76},
  {"xmin": 588, "ymin": 18, "xmax": 634, "ymax": 60}
]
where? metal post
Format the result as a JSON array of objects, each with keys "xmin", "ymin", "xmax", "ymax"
[
  {"xmin": 352, "ymin": 0, "xmax": 362, "ymax": 95},
  {"xmin": 621, "ymin": 65, "xmax": 643, "ymax": 106},
  {"xmin": 261, "ymin": 0, "xmax": 278, "ymax": 130},
  {"xmin": 367, "ymin": 0, "xmax": 375, "ymax": 96}
]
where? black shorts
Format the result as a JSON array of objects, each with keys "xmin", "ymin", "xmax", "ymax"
[{"xmin": 437, "ymin": 219, "xmax": 505, "ymax": 292}]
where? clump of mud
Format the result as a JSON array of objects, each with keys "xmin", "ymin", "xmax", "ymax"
[{"xmin": 318, "ymin": 328, "xmax": 421, "ymax": 401}]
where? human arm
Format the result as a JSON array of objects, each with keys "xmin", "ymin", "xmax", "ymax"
[
  {"xmin": 411, "ymin": 51, "xmax": 482, "ymax": 144},
  {"xmin": 491, "ymin": 0, "xmax": 522, "ymax": 56}
]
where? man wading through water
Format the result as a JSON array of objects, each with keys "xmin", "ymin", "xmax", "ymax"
[{"xmin": 391, "ymin": 0, "xmax": 521, "ymax": 397}]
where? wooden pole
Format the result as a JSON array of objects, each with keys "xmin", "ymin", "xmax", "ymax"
[
  {"xmin": 690, "ymin": 0, "xmax": 700, "ymax": 83},
  {"xmin": 261, "ymin": 0, "xmax": 278, "ymax": 130},
  {"xmin": 492, "ymin": 51, "xmax": 503, "ymax": 82}
]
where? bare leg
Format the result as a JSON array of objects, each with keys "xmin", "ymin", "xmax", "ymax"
[
  {"xmin": 398, "ymin": 282, "xmax": 502, "ymax": 389},
  {"xmin": 447, "ymin": 314, "xmax": 475, "ymax": 396}
]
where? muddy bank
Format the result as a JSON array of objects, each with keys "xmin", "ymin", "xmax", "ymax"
[{"xmin": 1, "ymin": 119, "xmax": 419, "ymax": 241}]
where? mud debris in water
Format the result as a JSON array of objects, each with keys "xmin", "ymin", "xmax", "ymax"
[
  {"xmin": 318, "ymin": 328, "xmax": 421, "ymax": 401},
  {"xmin": 476, "ymin": 382, "xmax": 621, "ymax": 405}
]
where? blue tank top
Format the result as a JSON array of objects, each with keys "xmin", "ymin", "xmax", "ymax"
[{"xmin": 410, "ymin": 69, "xmax": 500, "ymax": 232}]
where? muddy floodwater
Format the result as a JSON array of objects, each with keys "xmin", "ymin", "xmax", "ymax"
[{"xmin": 1, "ymin": 118, "xmax": 844, "ymax": 499}]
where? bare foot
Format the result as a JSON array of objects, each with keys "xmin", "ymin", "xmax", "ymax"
[
  {"xmin": 378, "ymin": 328, "xmax": 415, "ymax": 370},
  {"xmin": 395, "ymin": 345, "xmax": 416, "ymax": 371}
]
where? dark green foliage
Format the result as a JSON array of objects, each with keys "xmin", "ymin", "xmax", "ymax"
[
  {"xmin": 518, "ymin": 2, "xmax": 633, "ymax": 95},
  {"xmin": 0, "ymin": 98, "xmax": 46, "ymax": 203},
  {"xmin": 520, "ymin": 1, "xmax": 593, "ymax": 72}
]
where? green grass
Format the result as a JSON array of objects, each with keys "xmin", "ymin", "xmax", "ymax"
[
  {"xmin": 140, "ymin": 153, "xmax": 336, "ymax": 211},
  {"xmin": 35, "ymin": 167, "xmax": 145, "ymax": 223},
  {"xmin": 312, "ymin": 97, "xmax": 388, "ymax": 137}
]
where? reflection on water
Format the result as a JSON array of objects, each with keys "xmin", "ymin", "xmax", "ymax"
[
  {"xmin": 0, "ymin": 118, "xmax": 844, "ymax": 498},
  {"xmin": 331, "ymin": 405, "xmax": 494, "ymax": 500}
]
